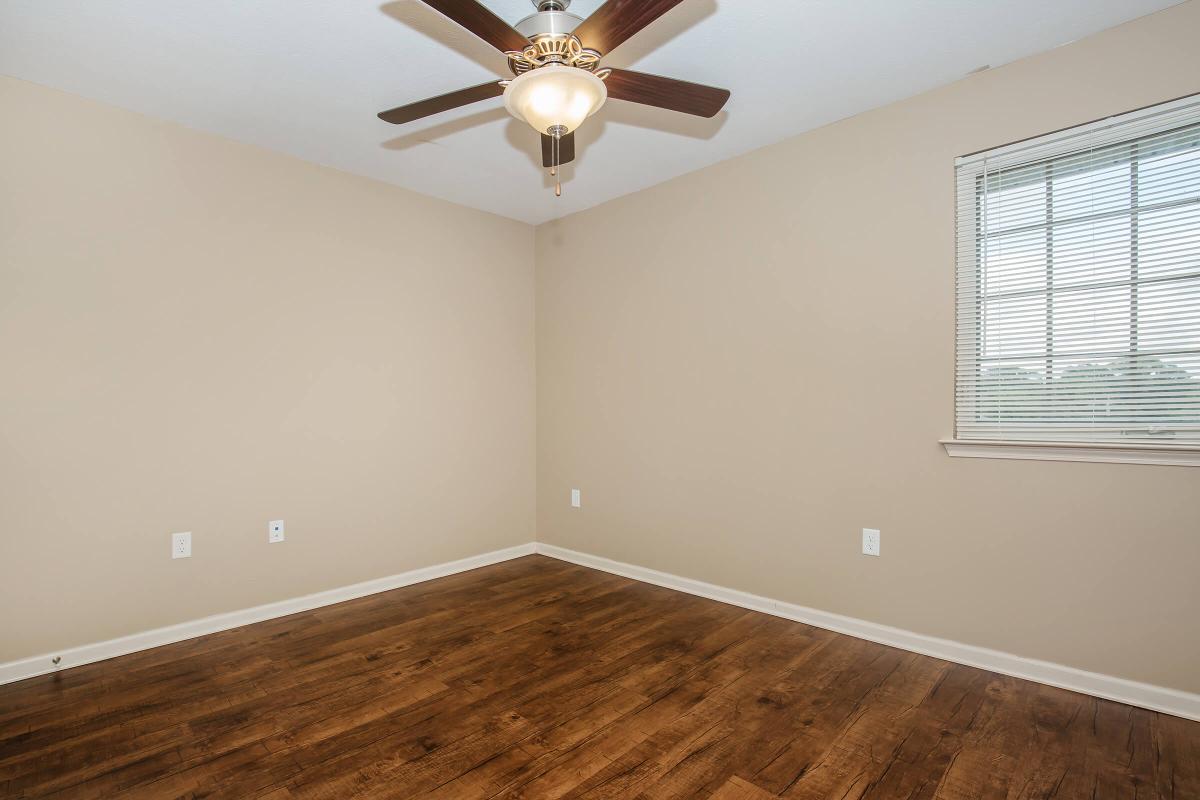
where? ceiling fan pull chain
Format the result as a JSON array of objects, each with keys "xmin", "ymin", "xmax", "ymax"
[{"xmin": 547, "ymin": 124, "xmax": 567, "ymax": 197}]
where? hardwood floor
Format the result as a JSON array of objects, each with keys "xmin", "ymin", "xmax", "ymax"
[{"xmin": 1, "ymin": 555, "xmax": 1197, "ymax": 799}]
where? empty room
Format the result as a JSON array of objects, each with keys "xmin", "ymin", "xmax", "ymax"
[{"xmin": 2, "ymin": 0, "xmax": 1199, "ymax": 797}]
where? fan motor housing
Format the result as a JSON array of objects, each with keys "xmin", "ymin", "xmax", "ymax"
[{"xmin": 515, "ymin": 9, "xmax": 583, "ymax": 38}]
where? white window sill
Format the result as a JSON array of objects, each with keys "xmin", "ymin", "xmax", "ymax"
[{"xmin": 940, "ymin": 439, "xmax": 1200, "ymax": 467}]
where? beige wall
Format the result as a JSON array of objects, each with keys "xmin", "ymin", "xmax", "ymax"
[
  {"xmin": 536, "ymin": 2, "xmax": 1200, "ymax": 693},
  {"xmin": 3, "ymin": 3, "xmax": 1198, "ymax": 694},
  {"xmin": 0, "ymin": 76, "xmax": 535, "ymax": 662}
]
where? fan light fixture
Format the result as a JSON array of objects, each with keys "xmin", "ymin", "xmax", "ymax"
[
  {"xmin": 377, "ymin": 0, "xmax": 731, "ymax": 199},
  {"xmin": 503, "ymin": 64, "xmax": 607, "ymax": 137}
]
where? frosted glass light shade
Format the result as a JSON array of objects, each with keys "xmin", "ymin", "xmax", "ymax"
[{"xmin": 503, "ymin": 65, "xmax": 607, "ymax": 136}]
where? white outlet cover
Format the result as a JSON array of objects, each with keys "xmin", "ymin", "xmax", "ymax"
[
  {"xmin": 862, "ymin": 528, "xmax": 881, "ymax": 557},
  {"xmin": 269, "ymin": 520, "xmax": 285, "ymax": 543},
  {"xmin": 571, "ymin": 489, "xmax": 581, "ymax": 508},
  {"xmin": 172, "ymin": 531, "xmax": 192, "ymax": 559}
]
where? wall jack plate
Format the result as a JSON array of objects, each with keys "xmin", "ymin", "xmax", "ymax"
[
  {"xmin": 862, "ymin": 528, "xmax": 880, "ymax": 557},
  {"xmin": 269, "ymin": 520, "xmax": 285, "ymax": 543},
  {"xmin": 172, "ymin": 532, "xmax": 192, "ymax": 559}
]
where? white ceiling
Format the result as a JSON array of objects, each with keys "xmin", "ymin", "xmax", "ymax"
[{"xmin": 0, "ymin": 0, "xmax": 1183, "ymax": 224}]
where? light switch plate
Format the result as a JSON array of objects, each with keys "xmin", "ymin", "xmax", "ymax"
[{"xmin": 571, "ymin": 489, "xmax": 581, "ymax": 508}]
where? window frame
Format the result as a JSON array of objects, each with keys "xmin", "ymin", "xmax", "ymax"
[{"xmin": 944, "ymin": 95, "xmax": 1200, "ymax": 467}]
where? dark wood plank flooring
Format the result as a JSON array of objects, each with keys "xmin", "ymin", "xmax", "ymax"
[{"xmin": 1, "ymin": 555, "xmax": 1197, "ymax": 798}]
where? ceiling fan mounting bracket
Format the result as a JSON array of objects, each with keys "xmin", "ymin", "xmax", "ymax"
[{"xmin": 534, "ymin": 0, "xmax": 570, "ymax": 10}]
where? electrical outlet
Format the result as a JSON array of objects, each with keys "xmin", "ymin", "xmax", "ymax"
[
  {"xmin": 862, "ymin": 528, "xmax": 880, "ymax": 557},
  {"xmin": 171, "ymin": 531, "xmax": 192, "ymax": 559},
  {"xmin": 571, "ymin": 488, "xmax": 581, "ymax": 508},
  {"xmin": 268, "ymin": 520, "xmax": 285, "ymax": 543}
]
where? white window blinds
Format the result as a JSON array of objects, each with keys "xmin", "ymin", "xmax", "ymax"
[{"xmin": 954, "ymin": 97, "xmax": 1200, "ymax": 445}]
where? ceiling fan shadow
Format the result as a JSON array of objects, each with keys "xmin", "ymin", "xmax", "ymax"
[
  {"xmin": 593, "ymin": 103, "xmax": 728, "ymax": 140},
  {"xmin": 503, "ymin": 118, "xmax": 554, "ymax": 170},
  {"xmin": 378, "ymin": 1, "xmax": 508, "ymax": 74},
  {"xmin": 380, "ymin": 106, "xmax": 510, "ymax": 151}
]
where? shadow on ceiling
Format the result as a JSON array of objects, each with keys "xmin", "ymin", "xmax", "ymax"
[{"xmin": 378, "ymin": 1, "xmax": 509, "ymax": 75}]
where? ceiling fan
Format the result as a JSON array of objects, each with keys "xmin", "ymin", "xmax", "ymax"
[{"xmin": 378, "ymin": 0, "xmax": 730, "ymax": 196}]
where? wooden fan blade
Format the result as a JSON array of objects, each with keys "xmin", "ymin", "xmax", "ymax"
[
  {"xmin": 604, "ymin": 68, "xmax": 730, "ymax": 118},
  {"xmin": 378, "ymin": 81, "xmax": 504, "ymax": 125},
  {"xmin": 572, "ymin": 0, "xmax": 686, "ymax": 56},
  {"xmin": 417, "ymin": 0, "xmax": 529, "ymax": 53},
  {"xmin": 541, "ymin": 132, "xmax": 576, "ymax": 167}
]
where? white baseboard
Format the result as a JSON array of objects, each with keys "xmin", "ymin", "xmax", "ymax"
[
  {"xmin": 534, "ymin": 543, "xmax": 1200, "ymax": 722},
  {"xmin": 5, "ymin": 540, "xmax": 1196, "ymax": 723},
  {"xmin": 0, "ymin": 542, "xmax": 537, "ymax": 687}
]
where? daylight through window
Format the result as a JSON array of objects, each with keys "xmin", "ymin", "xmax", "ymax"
[{"xmin": 954, "ymin": 98, "xmax": 1200, "ymax": 445}]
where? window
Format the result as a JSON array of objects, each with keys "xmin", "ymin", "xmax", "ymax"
[{"xmin": 951, "ymin": 97, "xmax": 1200, "ymax": 462}]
